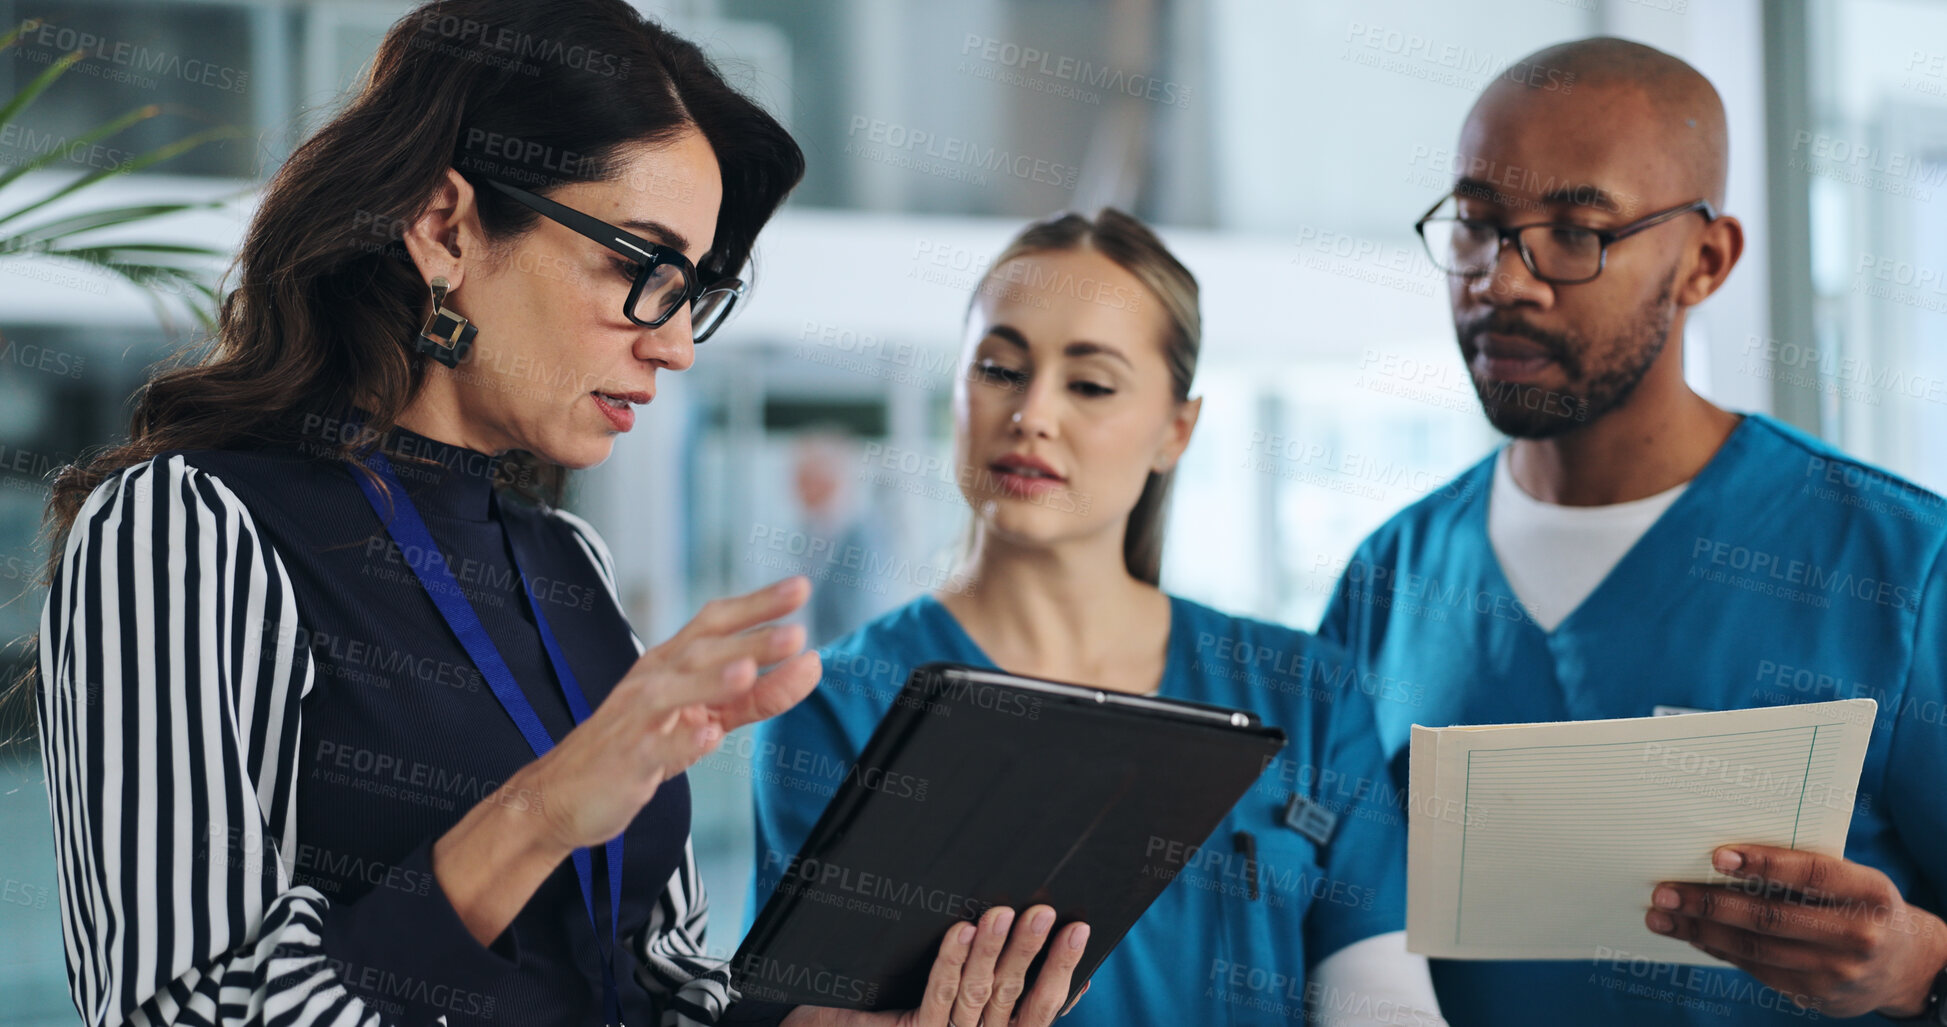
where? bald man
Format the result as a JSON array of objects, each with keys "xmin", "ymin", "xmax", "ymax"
[{"xmin": 1320, "ymin": 38, "xmax": 1947, "ymax": 1025}]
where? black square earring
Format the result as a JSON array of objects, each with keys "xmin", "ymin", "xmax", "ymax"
[{"xmin": 414, "ymin": 276, "xmax": 477, "ymax": 367}]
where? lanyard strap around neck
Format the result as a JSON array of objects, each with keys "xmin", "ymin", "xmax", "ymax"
[{"xmin": 353, "ymin": 443, "xmax": 626, "ymax": 1027}]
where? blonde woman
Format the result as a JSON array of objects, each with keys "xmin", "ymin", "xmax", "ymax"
[{"xmin": 751, "ymin": 210, "xmax": 1444, "ymax": 1025}]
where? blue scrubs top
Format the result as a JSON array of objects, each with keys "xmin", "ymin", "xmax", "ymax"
[
  {"xmin": 749, "ymin": 593, "xmax": 1411, "ymax": 1025},
  {"xmin": 1320, "ymin": 413, "xmax": 1947, "ymax": 1026}
]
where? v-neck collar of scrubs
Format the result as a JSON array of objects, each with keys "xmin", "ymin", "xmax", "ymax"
[
  {"xmin": 911, "ymin": 591, "xmax": 1190, "ymax": 698},
  {"xmin": 1480, "ymin": 413, "xmax": 1756, "ymax": 637}
]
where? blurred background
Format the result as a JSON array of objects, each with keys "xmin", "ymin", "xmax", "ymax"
[{"xmin": 2, "ymin": 0, "xmax": 1943, "ymax": 1020}]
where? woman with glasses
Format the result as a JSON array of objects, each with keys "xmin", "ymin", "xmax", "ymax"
[
  {"xmin": 26, "ymin": 2, "xmax": 1082, "ymax": 1025},
  {"xmin": 749, "ymin": 210, "xmax": 1446, "ymax": 1025}
]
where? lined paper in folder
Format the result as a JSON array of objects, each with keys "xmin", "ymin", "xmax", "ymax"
[{"xmin": 1405, "ymin": 699, "xmax": 1877, "ymax": 964}]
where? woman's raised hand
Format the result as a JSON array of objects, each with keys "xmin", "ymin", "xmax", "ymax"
[
  {"xmin": 784, "ymin": 905, "xmax": 1092, "ymax": 1027},
  {"xmin": 520, "ymin": 575, "xmax": 821, "ymax": 853}
]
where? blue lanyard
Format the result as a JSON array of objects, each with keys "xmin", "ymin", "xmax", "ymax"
[{"xmin": 354, "ymin": 444, "xmax": 626, "ymax": 1027}]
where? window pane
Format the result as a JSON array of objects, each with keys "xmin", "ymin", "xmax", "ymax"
[{"xmin": 4, "ymin": 1, "xmax": 259, "ymax": 178}]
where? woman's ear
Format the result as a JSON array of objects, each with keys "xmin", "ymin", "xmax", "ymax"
[
  {"xmin": 1153, "ymin": 395, "xmax": 1202, "ymax": 473},
  {"xmin": 401, "ymin": 168, "xmax": 485, "ymax": 291}
]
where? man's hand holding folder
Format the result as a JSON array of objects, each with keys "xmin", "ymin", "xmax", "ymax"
[{"xmin": 1647, "ymin": 844, "xmax": 1947, "ymax": 1019}]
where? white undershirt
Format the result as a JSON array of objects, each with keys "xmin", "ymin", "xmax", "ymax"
[
  {"xmin": 1309, "ymin": 931, "xmax": 1446, "ymax": 1026},
  {"xmin": 1486, "ymin": 448, "xmax": 1690, "ymax": 632}
]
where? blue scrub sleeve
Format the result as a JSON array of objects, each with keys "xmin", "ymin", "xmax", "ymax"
[
  {"xmin": 1883, "ymin": 544, "xmax": 1947, "ymax": 913},
  {"xmin": 746, "ymin": 668, "xmax": 872, "ymax": 934},
  {"xmin": 1305, "ymin": 682, "xmax": 1412, "ymax": 965},
  {"xmin": 1317, "ymin": 566, "xmax": 1355, "ymax": 649},
  {"xmin": 1317, "ymin": 537, "xmax": 1379, "ymax": 653}
]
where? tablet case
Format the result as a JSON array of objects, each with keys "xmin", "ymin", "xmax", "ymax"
[{"xmin": 732, "ymin": 661, "xmax": 1289, "ymax": 1011}]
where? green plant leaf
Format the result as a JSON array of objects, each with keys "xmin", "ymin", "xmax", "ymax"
[
  {"xmin": 0, "ymin": 103, "xmax": 160, "ymax": 193},
  {"xmin": 0, "ymin": 46, "xmax": 84, "ymax": 134},
  {"xmin": 29, "ymin": 250, "xmax": 223, "ymax": 327},
  {"xmin": 42, "ymin": 244, "xmax": 226, "ymax": 283},
  {"xmin": 0, "ymin": 26, "xmax": 245, "ymax": 332},
  {"xmin": 0, "ymin": 125, "xmax": 244, "ymax": 229},
  {"xmin": 0, "ymin": 201, "xmax": 229, "ymax": 255},
  {"xmin": 52, "ymin": 242, "xmax": 225, "ymax": 259}
]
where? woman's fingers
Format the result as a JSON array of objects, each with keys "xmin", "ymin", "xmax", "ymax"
[
  {"xmin": 1017, "ymin": 922, "xmax": 1090, "ymax": 1025},
  {"xmin": 714, "ymin": 650, "xmax": 824, "ymax": 731},
  {"xmin": 665, "ymin": 576, "xmax": 810, "ymax": 648},
  {"xmin": 949, "ymin": 907, "xmax": 1015, "ymax": 1027},
  {"xmin": 529, "ymin": 580, "xmax": 813, "ymax": 853},
  {"xmin": 1058, "ymin": 980, "xmax": 1090, "ymax": 1018},
  {"xmin": 684, "ymin": 621, "xmax": 808, "ymax": 680},
  {"xmin": 626, "ymin": 621, "xmax": 807, "ymax": 714},
  {"xmin": 915, "ymin": 922, "xmax": 977, "ymax": 1027},
  {"xmin": 654, "ymin": 703, "xmax": 733, "ymax": 764},
  {"xmin": 891, "ymin": 912, "xmax": 1089, "ymax": 1027},
  {"xmin": 982, "ymin": 905, "xmax": 1057, "ymax": 1025}
]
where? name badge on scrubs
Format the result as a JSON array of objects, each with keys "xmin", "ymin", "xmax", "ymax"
[
  {"xmin": 1653, "ymin": 704, "xmax": 1711, "ymax": 717},
  {"xmin": 1282, "ymin": 793, "xmax": 1339, "ymax": 847}
]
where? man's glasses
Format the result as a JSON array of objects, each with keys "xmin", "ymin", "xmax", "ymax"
[
  {"xmin": 483, "ymin": 177, "xmax": 746, "ymax": 343},
  {"xmin": 1414, "ymin": 195, "xmax": 1717, "ymax": 285}
]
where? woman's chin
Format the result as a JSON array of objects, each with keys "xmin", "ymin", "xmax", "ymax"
[
  {"xmin": 979, "ymin": 500, "xmax": 1079, "ymax": 547},
  {"xmin": 534, "ymin": 433, "xmax": 617, "ymax": 470}
]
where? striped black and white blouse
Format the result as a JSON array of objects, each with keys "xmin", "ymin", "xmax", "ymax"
[{"xmin": 36, "ymin": 424, "xmax": 782, "ymax": 1027}]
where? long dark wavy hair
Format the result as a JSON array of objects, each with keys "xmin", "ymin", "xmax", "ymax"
[{"xmin": 11, "ymin": 0, "xmax": 803, "ymax": 724}]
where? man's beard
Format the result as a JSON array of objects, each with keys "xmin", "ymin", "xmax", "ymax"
[{"xmin": 1457, "ymin": 268, "xmax": 1678, "ymax": 439}]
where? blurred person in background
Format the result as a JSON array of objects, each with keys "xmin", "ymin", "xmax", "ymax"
[
  {"xmin": 22, "ymin": 1, "xmax": 1086, "ymax": 1025},
  {"xmin": 1322, "ymin": 37, "xmax": 1947, "ymax": 1025},
  {"xmin": 751, "ymin": 208, "xmax": 1445, "ymax": 1026},
  {"xmin": 788, "ymin": 429, "xmax": 893, "ymax": 647}
]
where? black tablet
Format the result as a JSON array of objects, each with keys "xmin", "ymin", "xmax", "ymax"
[{"xmin": 732, "ymin": 661, "xmax": 1289, "ymax": 1011}]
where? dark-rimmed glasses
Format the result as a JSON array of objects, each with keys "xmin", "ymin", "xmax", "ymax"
[
  {"xmin": 1414, "ymin": 195, "xmax": 1718, "ymax": 285},
  {"xmin": 483, "ymin": 177, "xmax": 746, "ymax": 342}
]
